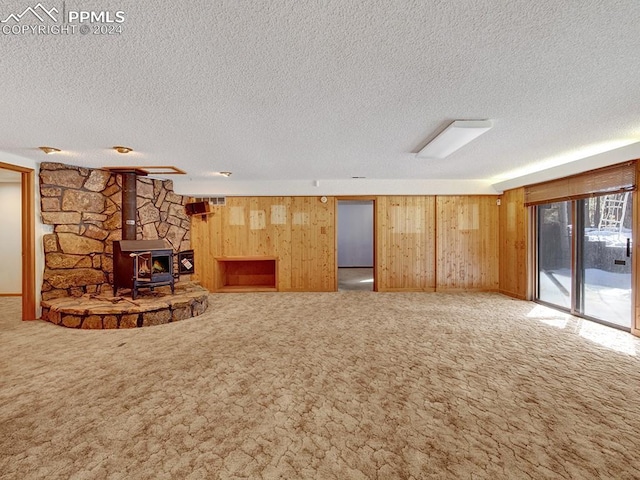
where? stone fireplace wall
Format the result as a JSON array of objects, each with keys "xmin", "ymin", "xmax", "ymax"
[{"xmin": 40, "ymin": 162, "xmax": 191, "ymax": 300}]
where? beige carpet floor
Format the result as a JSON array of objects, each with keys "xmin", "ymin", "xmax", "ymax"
[{"xmin": 2, "ymin": 292, "xmax": 640, "ymax": 479}]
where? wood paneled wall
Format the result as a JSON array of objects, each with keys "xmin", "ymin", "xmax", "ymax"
[
  {"xmin": 192, "ymin": 194, "xmax": 503, "ymax": 293},
  {"xmin": 191, "ymin": 196, "xmax": 335, "ymax": 292},
  {"xmin": 436, "ymin": 196, "xmax": 499, "ymax": 291},
  {"xmin": 376, "ymin": 196, "xmax": 436, "ymax": 291},
  {"xmin": 498, "ymin": 188, "xmax": 528, "ymax": 299}
]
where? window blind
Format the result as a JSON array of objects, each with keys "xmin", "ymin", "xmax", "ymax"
[{"xmin": 524, "ymin": 161, "xmax": 636, "ymax": 206}]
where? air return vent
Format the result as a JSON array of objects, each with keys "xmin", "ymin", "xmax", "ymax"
[{"xmin": 206, "ymin": 196, "xmax": 226, "ymax": 206}]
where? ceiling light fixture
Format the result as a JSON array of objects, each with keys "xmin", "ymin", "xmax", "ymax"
[
  {"xmin": 113, "ymin": 146, "xmax": 133, "ymax": 154},
  {"xmin": 219, "ymin": 171, "xmax": 232, "ymax": 177},
  {"xmin": 417, "ymin": 120, "xmax": 493, "ymax": 159},
  {"xmin": 39, "ymin": 146, "xmax": 61, "ymax": 154}
]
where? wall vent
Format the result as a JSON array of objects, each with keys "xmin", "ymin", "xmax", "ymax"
[{"xmin": 191, "ymin": 196, "xmax": 226, "ymax": 206}]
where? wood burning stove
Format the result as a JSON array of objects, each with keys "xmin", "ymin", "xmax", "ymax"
[{"xmin": 113, "ymin": 239, "xmax": 175, "ymax": 299}]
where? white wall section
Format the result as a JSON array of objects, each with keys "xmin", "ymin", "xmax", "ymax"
[
  {"xmin": 0, "ymin": 182, "xmax": 22, "ymax": 294},
  {"xmin": 338, "ymin": 201, "xmax": 374, "ymax": 267}
]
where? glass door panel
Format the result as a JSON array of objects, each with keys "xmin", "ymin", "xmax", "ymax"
[
  {"xmin": 537, "ymin": 201, "xmax": 573, "ymax": 309},
  {"xmin": 579, "ymin": 193, "xmax": 632, "ymax": 328}
]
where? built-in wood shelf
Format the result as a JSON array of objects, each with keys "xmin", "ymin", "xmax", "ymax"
[{"xmin": 215, "ymin": 256, "xmax": 278, "ymax": 292}]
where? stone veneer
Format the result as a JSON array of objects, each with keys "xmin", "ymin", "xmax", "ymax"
[
  {"xmin": 40, "ymin": 283, "xmax": 209, "ymax": 329},
  {"xmin": 40, "ymin": 162, "xmax": 192, "ymax": 301}
]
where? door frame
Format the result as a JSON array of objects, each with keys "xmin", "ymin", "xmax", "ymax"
[
  {"xmin": 633, "ymin": 187, "xmax": 639, "ymax": 336},
  {"xmin": 0, "ymin": 162, "xmax": 36, "ymax": 320},
  {"xmin": 335, "ymin": 196, "xmax": 377, "ymax": 292}
]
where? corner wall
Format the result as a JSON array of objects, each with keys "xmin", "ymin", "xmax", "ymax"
[
  {"xmin": 39, "ymin": 162, "xmax": 191, "ymax": 300},
  {"xmin": 498, "ymin": 188, "xmax": 529, "ymax": 299}
]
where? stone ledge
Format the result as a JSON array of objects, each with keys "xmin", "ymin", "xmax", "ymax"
[{"xmin": 41, "ymin": 282, "xmax": 209, "ymax": 329}]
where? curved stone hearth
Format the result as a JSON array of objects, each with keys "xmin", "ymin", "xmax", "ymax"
[{"xmin": 41, "ymin": 282, "xmax": 209, "ymax": 329}]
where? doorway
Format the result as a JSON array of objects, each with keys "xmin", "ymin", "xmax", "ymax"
[
  {"xmin": 0, "ymin": 169, "xmax": 23, "ymax": 298},
  {"xmin": 337, "ymin": 199, "xmax": 375, "ymax": 291},
  {"xmin": 537, "ymin": 193, "xmax": 633, "ymax": 330},
  {"xmin": 0, "ymin": 162, "xmax": 36, "ymax": 321}
]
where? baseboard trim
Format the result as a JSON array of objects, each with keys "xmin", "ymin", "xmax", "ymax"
[
  {"xmin": 498, "ymin": 290, "xmax": 528, "ymax": 300},
  {"xmin": 377, "ymin": 287, "xmax": 436, "ymax": 293},
  {"xmin": 435, "ymin": 288, "xmax": 500, "ymax": 293}
]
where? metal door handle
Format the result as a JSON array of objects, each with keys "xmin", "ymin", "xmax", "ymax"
[{"xmin": 627, "ymin": 238, "xmax": 631, "ymax": 257}]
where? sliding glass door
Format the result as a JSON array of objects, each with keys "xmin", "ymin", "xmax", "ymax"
[
  {"xmin": 577, "ymin": 194, "xmax": 632, "ymax": 328},
  {"xmin": 538, "ymin": 201, "xmax": 573, "ymax": 310},
  {"xmin": 537, "ymin": 193, "xmax": 632, "ymax": 330}
]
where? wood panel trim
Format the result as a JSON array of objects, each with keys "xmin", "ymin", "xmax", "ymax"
[
  {"xmin": 437, "ymin": 288, "xmax": 501, "ymax": 293},
  {"xmin": 335, "ymin": 196, "xmax": 377, "ymax": 201},
  {"xmin": 499, "ymin": 291, "xmax": 528, "ymax": 300},
  {"xmin": 373, "ymin": 199, "xmax": 378, "ymax": 292},
  {"xmin": 21, "ymin": 169, "xmax": 36, "ymax": 320},
  {"xmin": 0, "ymin": 161, "xmax": 32, "ymax": 173},
  {"xmin": 334, "ymin": 200, "xmax": 338, "ymax": 292}
]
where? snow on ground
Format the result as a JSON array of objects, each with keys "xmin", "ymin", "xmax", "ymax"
[{"xmin": 539, "ymin": 268, "xmax": 631, "ymax": 328}]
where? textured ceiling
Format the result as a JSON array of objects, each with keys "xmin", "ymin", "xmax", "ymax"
[{"xmin": 1, "ymin": 0, "xmax": 639, "ymax": 195}]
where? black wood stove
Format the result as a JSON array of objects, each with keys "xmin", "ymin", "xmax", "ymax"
[{"xmin": 113, "ymin": 239, "xmax": 175, "ymax": 299}]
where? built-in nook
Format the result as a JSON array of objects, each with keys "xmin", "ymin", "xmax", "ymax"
[{"xmin": 216, "ymin": 257, "xmax": 278, "ymax": 292}]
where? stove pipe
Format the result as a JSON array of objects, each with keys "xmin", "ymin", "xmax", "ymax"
[{"xmin": 122, "ymin": 172, "xmax": 137, "ymax": 240}]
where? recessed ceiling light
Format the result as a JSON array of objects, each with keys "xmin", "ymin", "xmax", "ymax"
[
  {"xmin": 39, "ymin": 146, "xmax": 61, "ymax": 154},
  {"xmin": 113, "ymin": 146, "xmax": 133, "ymax": 154},
  {"xmin": 417, "ymin": 120, "xmax": 493, "ymax": 159}
]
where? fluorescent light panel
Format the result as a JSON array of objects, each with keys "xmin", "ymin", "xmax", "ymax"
[{"xmin": 417, "ymin": 120, "xmax": 493, "ymax": 159}]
